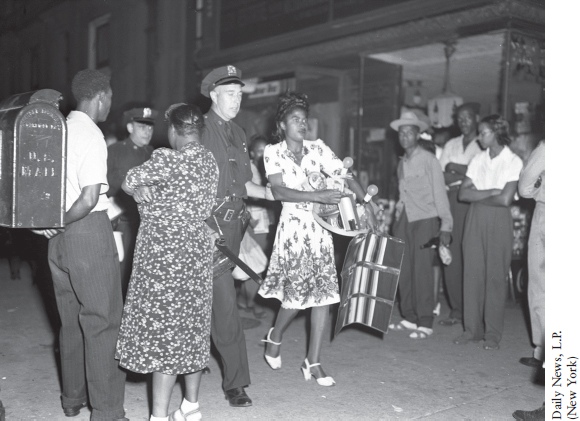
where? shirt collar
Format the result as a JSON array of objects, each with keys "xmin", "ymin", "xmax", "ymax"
[
  {"xmin": 402, "ymin": 145, "xmax": 423, "ymax": 162},
  {"xmin": 68, "ymin": 110, "xmax": 97, "ymax": 127},
  {"xmin": 485, "ymin": 145, "xmax": 509, "ymax": 160},
  {"xmin": 207, "ymin": 108, "xmax": 229, "ymax": 125}
]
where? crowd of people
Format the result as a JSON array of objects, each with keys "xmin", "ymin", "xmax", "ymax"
[{"xmin": 2, "ymin": 64, "xmax": 544, "ymax": 420}]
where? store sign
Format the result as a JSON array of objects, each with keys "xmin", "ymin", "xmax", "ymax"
[{"xmin": 249, "ymin": 81, "xmax": 281, "ymax": 99}]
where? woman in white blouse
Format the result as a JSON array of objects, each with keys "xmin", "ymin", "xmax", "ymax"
[{"xmin": 454, "ymin": 115, "xmax": 523, "ymax": 350}]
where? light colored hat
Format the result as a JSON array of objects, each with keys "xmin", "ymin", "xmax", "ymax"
[{"xmin": 390, "ymin": 110, "xmax": 429, "ymax": 132}]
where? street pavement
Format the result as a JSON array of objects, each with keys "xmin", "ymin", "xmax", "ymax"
[{"xmin": 0, "ymin": 258, "xmax": 544, "ymax": 420}]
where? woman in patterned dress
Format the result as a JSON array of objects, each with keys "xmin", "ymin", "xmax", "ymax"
[
  {"xmin": 258, "ymin": 92, "xmax": 376, "ymax": 386},
  {"xmin": 115, "ymin": 104, "xmax": 218, "ymax": 420}
]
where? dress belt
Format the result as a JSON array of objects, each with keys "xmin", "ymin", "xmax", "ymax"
[{"xmin": 217, "ymin": 196, "xmax": 243, "ymax": 202}]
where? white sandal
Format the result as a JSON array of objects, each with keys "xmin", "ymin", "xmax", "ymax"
[
  {"xmin": 301, "ymin": 358, "xmax": 336, "ymax": 387},
  {"xmin": 409, "ymin": 327, "xmax": 433, "ymax": 339},
  {"xmin": 168, "ymin": 405, "xmax": 201, "ymax": 421},
  {"xmin": 261, "ymin": 327, "xmax": 282, "ymax": 369}
]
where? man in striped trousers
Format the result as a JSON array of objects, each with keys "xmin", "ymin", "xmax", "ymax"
[{"xmin": 39, "ymin": 69, "xmax": 127, "ymax": 420}]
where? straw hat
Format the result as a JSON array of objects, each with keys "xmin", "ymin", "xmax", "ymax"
[{"xmin": 390, "ymin": 110, "xmax": 429, "ymax": 132}]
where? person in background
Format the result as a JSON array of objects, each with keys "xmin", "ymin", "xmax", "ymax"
[
  {"xmin": 199, "ymin": 65, "xmax": 274, "ymax": 408},
  {"xmin": 236, "ymin": 134, "xmax": 272, "ymax": 318},
  {"xmin": 37, "ymin": 69, "xmax": 127, "ymax": 420},
  {"xmin": 116, "ymin": 104, "xmax": 217, "ymax": 421},
  {"xmin": 107, "ymin": 107, "xmax": 157, "ymax": 298},
  {"xmin": 388, "ymin": 110, "xmax": 452, "ymax": 339},
  {"xmin": 454, "ymin": 114, "xmax": 523, "ymax": 350},
  {"xmin": 517, "ymin": 140, "xmax": 545, "ymax": 367},
  {"xmin": 437, "ymin": 103, "xmax": 482, "ymax": 327},
  {"xmin": 259, "ymin": 92, "xmax": 376, "ymax": 386}
]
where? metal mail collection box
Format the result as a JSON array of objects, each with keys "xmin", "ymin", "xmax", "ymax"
[{"xmin": 0, "ymin": 89, "xmax": 66, "ymax": 228}]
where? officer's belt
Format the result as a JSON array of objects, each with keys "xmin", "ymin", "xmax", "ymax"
[{"xmin": 212, "ymin": 205, "xmax": 246, "ymax": 222}]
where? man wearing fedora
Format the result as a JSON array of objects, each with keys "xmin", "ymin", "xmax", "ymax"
[
  {"xmin": 199, "ymin": 65, "xmax": 274, "ymax": 407},
  {"xmin": 107, "ymin": 107, "xmax": 157, "ymax": 298},
  {"xmin": 388, "ymin": 111, "xmax": 452, "ymax": 339},
  {"xmin": 437, "ymin": 102, "xmax": 482, "ymax": 326}
]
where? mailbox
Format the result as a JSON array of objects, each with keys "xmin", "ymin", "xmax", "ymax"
[{"xmin": 0, "ymin": 89, "xmax": 66, "ymax": 228}]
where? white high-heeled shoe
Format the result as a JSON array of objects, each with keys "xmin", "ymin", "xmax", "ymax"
[
  {"xmin": 301, "ymin": 358, "xmax": 336, "ymax": 387},
  {"xmin": 261, "ymin": 327, "xmax": 282, "ymax": 370}
]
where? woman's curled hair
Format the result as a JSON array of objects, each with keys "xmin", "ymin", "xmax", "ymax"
[
  {"xmin": 165, "ymin": 103, "xmax": 204, "ymax": 138},
  {"xmin": 273, "ymin": 92, "xmax": 309, "ymax": 143},
  {"xmin": 480, "ymin": 114, "xmax": 511, "ymax": 146}
]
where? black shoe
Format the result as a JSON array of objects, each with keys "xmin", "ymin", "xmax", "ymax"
[
  {"xmin": 225, "ymin": 387, "xmax": 252, "ymax": 407},
  {"xmin": 63, "ymin": 402, "xmax": 87, "ymax": 417},
  {"xmin": 519, "ymin": 357, "xmax": 543, "ymax": 368},
  {"xmin": 439, "ymin": 317, "xmax": 461, "ymax": 326},
  {"xmin": 512, "ymin": 402, "xmax": 545, "ymax": 420}
]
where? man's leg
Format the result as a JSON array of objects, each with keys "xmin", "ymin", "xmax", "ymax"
[
  {"xmin": 462, "ymin": 205, "xmax": 485, "ymax": 340},
  {"xmin": 209, "ymin": 216, "xmax": 251, "ymax": 392},
  {"xmin": 482, "ymin": 207, "xmax": 512, "ymax": 345},
  {"xmin": 527, "ymin": 204, "xmax": 545, "ymax": 361},
  {"xmin": 65, "ymin": 213, "xmax": 126, "ymax": 420},
  {"xmin": 48, "ymin": 234, "xmax": 87, "ymax": 410},
  {"xmin": 393, "ymin": 211, "xmax": 417, "ymax": 325},
  {"xmin": 412, "ymin": 217, "xmax": 438, "ymax": 329},
  {"xmin": 442, "ymin": 189, "xmax": 469, "ymax": 321}
]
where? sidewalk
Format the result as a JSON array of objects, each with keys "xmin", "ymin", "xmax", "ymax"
[{"xmin": 0, "ymin": 258, "xmax": 544, "ymax": 420}]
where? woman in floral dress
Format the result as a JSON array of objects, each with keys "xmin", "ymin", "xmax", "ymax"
[
  {"xmin": 259, "ymin": 92, "xmax": 376, "ymax": 386},
  {"xmin": 115, "ymin": 104, "xmax": 218, "ymax": 420}
]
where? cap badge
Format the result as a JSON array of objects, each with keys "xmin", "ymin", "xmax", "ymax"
[
  {"xmin": 143, "ymin": 108, "xmax": 152, "ymax": 118},
  {"xmin": 227, "ymin": 65, "xmax": 237, "ymax": 76}
]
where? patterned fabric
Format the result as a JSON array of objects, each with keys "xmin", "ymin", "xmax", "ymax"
[
  {"xmin": 258, "ymin": 139, "xmax": 342, "ymax": 309},
  {"xmin": 115, "ymin": 142, "xmax": 218, "ymax": 375}
]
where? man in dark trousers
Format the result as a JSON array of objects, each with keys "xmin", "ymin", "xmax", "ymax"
[
  {"xmin": 38, "ymin": 69, "xmax": 127, "ymax": 420},
  {"xmin": 200, "ymin": 65, "xmax": 274, "ymax": 407},
  {"xmin": 437, "ymin": 103, "xmax": 482, "ymax": 326},
  {"xmin": 107, "ymin": 107, "xmax": 157, "ymax": 297}
]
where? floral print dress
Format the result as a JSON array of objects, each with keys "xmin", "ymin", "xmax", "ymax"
[
  {"xmin": 258, "ymin": 139, "xmax": 343, "ymax": 309},
  {"xmin": 115, "ymin": 142, "xmax": 218, "ymax": 375}
]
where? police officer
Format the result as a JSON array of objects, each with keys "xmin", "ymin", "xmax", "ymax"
[
  {"xmin": 200, "ymin": 65, "xmax": 274, "ymax": 407},
  {"xmin": 107, "ymin": 107, "xmax": 157, "ymax": 297}
]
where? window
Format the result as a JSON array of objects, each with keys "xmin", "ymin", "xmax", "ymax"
[{"xmin": 88, "ymin": 14, "xmax": 111, "ymax": 73}]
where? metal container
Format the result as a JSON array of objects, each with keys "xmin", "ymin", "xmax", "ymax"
[{"xmin": 0, "ymin": 89, "xmax": 66, "ymax": 228}]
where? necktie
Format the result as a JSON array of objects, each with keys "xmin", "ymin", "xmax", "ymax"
[{"xmin": 224, "ymin": 121, "xmax": 233, "ymax": 146}]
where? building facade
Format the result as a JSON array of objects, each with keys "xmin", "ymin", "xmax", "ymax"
[{"xmin": 0, "ymin": 0, "xmax": 544, "ymax": 198}]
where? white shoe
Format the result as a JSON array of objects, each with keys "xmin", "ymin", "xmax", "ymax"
[
  {"xmin": 261, "ymin": 327, "xmax": 282, "ymax": 369},
  {"xmin": 301, "ymin": 358, "xmax": 335, "ymax": 387}
]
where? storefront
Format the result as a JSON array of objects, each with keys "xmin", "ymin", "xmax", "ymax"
[{"xmin": 196, "ymin": 0, "xmax": 544, "ymax": 201}]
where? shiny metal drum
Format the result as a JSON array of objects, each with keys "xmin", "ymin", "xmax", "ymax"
[{"xmin": 335, "ymin": 231, "xmax": 405, "ymax": 335}]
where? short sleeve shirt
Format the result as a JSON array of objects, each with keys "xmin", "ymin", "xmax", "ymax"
[
  {"xmin": 439, "ymin": 135, "xmax": 482, "ymax": 173},
  {"xmin": 65, "ymin": 111, "xmax": 110, "ymax": 212},
  {"xmin": 466, "ymin": 146, "xmax": 523, "ymax": 190},
  {"xmin": 200, "ymin": 109, "xmax": 252, "ymax": 199}
]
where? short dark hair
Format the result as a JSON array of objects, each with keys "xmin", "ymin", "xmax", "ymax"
[
  {"xmin": 480, "ymin": 114, "xmax": 511, "ymax": 146},
  {"xmin": 274, "ymin": 92, "xmax": 309, "ymax": 143},
  {"xmin": 71, "ymin": 69, "xmax": 111, "ymax": 102},
  {"xmin": 249, "ymin": 134, "xmax": 268, "ymax": 153},
  {"xmin": 165, "ymin": 103, "xmax": 204, "ymax": 138},
  {"xmin": 456, "ymin": 102, "xmax": 481, "ymax": 116}
]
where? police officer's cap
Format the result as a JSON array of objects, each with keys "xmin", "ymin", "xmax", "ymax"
[
  {"xmin": 124, "ymin": 107, "xmax": 158, "ymax": 125},
  {"xmin": 201, "ymin": 65, "xmax": 245, "ymax": 97}
]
